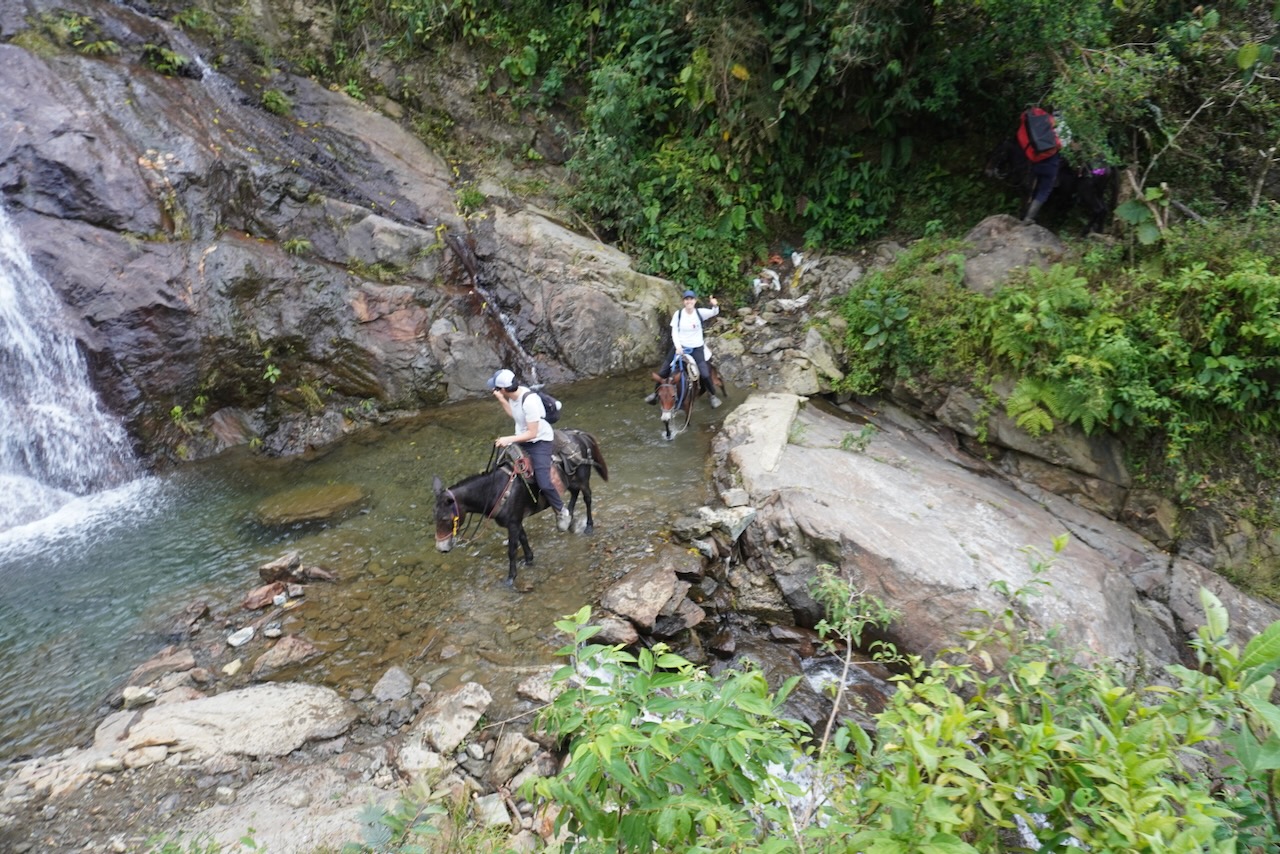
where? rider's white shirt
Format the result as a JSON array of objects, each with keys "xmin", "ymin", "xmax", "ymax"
[
  {"xmin": 513, "ymin": 388, "xmax": 554, "ymax": 442},
  {"xmin": 670, "ymin": 305, "xmax": 719, "ymax": 350}
]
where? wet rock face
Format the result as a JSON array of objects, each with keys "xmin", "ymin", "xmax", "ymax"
[{"xmin": 1, "ymin": 5, "xmax": 670, "ymax": 463}]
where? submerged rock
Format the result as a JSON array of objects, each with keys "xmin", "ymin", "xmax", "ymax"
[{"xmin": 252, "ymin": 484, "xmax": 368, "ymax": 526}]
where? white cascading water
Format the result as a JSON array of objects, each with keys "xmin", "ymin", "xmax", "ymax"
[{"xmin": 0, "ymin": 205, "xmax": 136, "ymax": 532}]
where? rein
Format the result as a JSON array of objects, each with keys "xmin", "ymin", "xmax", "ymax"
[
  {"xmin": 659, "ymin": 358, "xmax": 694, "ymax": 435},
  {"xmin": 487, "ymin": 456, "xmax": 535, "ymax": 519}
]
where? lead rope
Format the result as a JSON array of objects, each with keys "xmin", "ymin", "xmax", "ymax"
[{"xmin": 671, "ymin": 368, "xmax": 693, "ymax": 435}]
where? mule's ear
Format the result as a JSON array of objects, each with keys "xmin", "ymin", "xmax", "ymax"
[{"xmin": 432, "ymin": 476, "xmax": 442, "ymax": 495}]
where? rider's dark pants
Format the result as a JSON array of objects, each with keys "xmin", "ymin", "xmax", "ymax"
[
  {"xmin": 658, "ymin": 346, "xmax": 714, "ymax": 394},
  {"xmin": 520, "ymin": 439, "xmax": 563, "ymax": 512}
]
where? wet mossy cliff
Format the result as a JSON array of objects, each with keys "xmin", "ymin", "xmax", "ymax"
[{"xmin": 0, "ymin": 0, "xmax": 669, "ymax": 464}]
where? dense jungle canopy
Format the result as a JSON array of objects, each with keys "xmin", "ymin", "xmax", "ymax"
[{"xmin": 299, "ymin": 0, "xmax": 1280, "ymax": 292}]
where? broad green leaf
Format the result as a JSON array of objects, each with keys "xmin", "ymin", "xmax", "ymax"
[
  {"xmin": 1241, "ymin": 693, "xmax": 1280, "ymax": 737},
  {"xmin": 1238, "ymin": 43, "xmax": 1260, "ymax": 70},
  {"xmin": 1137, "ymin": 222, "xmax": 1162, "ymax": 245},
  {"xmin": 1018, "ymin": 660, "xmax": 1047, "ymax": 687},
  {"xmin": 1115, "ymin": 199, "xmax": 1148, "ymax": 225},
  {"xmin": 1199, "ymin": 587, "xmax": 1229, "ymax": 640},
  {"xmin": 942, "ymin": 754, "xmax": 991, "ymax": 782},
  {"xmin": 1241, "ymin": 619, "xmax": 1280, "ymax": 677}
]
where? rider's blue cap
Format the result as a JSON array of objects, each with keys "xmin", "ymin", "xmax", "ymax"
[{"xmin": 682, "ymin": 289, "xmax": 697, "ymax": 298}]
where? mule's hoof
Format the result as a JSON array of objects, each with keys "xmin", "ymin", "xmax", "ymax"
[{"xmin": 709, "ymin": 395, "xmax": 722, "ymax": 408}]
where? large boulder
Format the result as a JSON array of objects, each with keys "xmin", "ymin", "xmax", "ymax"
[
  {"xmin": 960, "ymin": 215, "xmax": 1067, "ymax": 296},
  {"xmin": 713, "ymin": 393, "xmax": 1280, "ymax": 667}
]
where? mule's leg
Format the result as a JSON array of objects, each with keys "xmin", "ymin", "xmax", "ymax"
[
  {"xmin": 566, "ymin": 487, "xmax": 584, "ymax": 533},
  {"xmin": 506, "ymin": 521, "xmax": 522, "ymax": 586},
  {"xmin": 580, "ymin": 482, "xmax": 594, "ymax": 534},
  {"xmin": 711, "ymin": 366, "xmax": 728, "ymax": 400},
  {"xmin": 518, "ymin": 524, "xmax": 534, "ymax": 565}
]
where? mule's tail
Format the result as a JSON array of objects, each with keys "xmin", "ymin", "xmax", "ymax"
[{"xmin": 583, "ymin": 431, "xmax": 609, "ymax": 481}]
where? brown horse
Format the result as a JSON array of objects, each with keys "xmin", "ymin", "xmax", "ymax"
[
  {"xmin": 652, "ymin": 354, "xmax": 726, "ymax": 440},
  {"xmin": 433, "ymin": 429, "xmax": 608, "ymax": 586}
]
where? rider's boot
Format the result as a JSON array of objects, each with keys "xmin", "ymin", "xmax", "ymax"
[
  {"xmin": 702, "ymin": 380, "xmax": 721, "ymax": 408},
  {"xmin": 644, "ymin": 382, "xmax": 659, "ymax": 405}
]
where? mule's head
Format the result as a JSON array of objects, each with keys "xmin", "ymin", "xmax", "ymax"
[{"xmin": 432, "ymin": 475, "xmax": 460, "ymax": 552}]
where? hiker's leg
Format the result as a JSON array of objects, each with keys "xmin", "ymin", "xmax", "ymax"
[
  {"xmin": 1025, "ymin": 155, "xmax": 1060, "ymax": 222},
  {"xmin": 693, "ymin": 348, "xmax": 713, "ymax": 394},
  {"xmin": 525, "ymin": 442, "xmax": 563, "ymax": 511}
]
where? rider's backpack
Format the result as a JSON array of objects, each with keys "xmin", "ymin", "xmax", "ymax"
[
  {"xmin": 1017, "ymin": 107, "xmax": 1062, "ymax": 163},
  {"xmin": 522, "ymin": 389, "xmax": 562, "ymax": 424}
]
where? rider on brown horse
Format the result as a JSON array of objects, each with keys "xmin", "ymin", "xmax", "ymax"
[{"xmin": 645, "ymin": 288, "xmax": 722, "ymax": 408}]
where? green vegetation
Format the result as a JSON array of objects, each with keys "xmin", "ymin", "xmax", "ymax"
[
  {"xmin": 455, "ymin": 185, "xmax": 487, "ymax": 216},
  {"xmin": 831, "ymin": 211, "xmax": 1280, "ymax": 577},
  {"xmin": 346, "ymin": 780, "xmax": 445, "ymax": 851},
  {"xmin": 289, "ymin": 0, "xmax": 1280, "ymax": 297},
  {"xmin": 142, "ymin": 44, "xmax": 193, "ymax": 77},
  {"xmin": 281, "ymin": 236, "xmax": 312, "ymax": 255},
  {"xmin": 524, "ymin": 546, "xmax": 1280, "ymax": 852},
  {"xmin": 23, "ymin": 11, "xmax": 120, "ymax": 56},
  {"xmin": 261, "ymin": 88, "xmax": 293, "ymax": 116},
  {"xmin": 840, "ymin": 424, "xmax": 876, "ymax": 452}
]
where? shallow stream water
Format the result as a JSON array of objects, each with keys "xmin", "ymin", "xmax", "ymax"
[{"xmin": 0, "ymin": 372, "xmax": 731, "ymax": 760}]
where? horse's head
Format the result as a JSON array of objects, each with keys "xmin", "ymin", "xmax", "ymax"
[
  {"xmin": 432, "ymin": 475, "xmax": 461, "ymax": 552},
  {"xmin": 652, "ymin": 371, "xmax": 680, "ymax": 422}
]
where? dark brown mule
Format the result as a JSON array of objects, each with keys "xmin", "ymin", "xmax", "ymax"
[
  {"xmin": 984, "ymin": 136, "xmax": 1117, "ymax": 235},
  {"xmin": 433, "ymin": 429, "xmax": 608, "ymax": 586}
]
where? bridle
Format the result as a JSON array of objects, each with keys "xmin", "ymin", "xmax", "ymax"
[{"xmin": 436, "ymin": 487, "xmax": 463, "ymax": 547}]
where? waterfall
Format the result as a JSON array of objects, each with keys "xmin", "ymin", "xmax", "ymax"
[{"xmin": 0, "ymin": 206, "xmax": 137, "ymax": 532}]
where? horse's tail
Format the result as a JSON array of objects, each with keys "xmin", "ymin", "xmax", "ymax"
[{"xmin": 582, "ymin": 431, "xmax": 609, "ymax": 482}]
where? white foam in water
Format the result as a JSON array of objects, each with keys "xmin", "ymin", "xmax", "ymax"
[
  {"xmin": 0, "ymin": 475, "xmax": 165, "ymax": 563},
  {"xmin": 0, "ymin": 203, "xmax": 139, "ymax": 534}
]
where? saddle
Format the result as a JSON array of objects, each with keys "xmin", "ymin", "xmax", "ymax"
[
  {"xmin": 553, "ymin": 429, "xmax": 593, "ymax": 477},
  {"xmin": 497, "ymin": 442, "xmax": 567, "ymax": 493}
]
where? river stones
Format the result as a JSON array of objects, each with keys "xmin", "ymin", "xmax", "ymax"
[{"xmin": 252, "ymin": 483, "xmax": 368, "ymax": 526}]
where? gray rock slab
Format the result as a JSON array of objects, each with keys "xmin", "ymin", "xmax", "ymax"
[
  {"xmin": 715, "ymin": 393, "xmax": 1279, "ymax": 666},
  {"xmin": 94, "ymin": 683, "xmax": 357, "ymax": 760}
]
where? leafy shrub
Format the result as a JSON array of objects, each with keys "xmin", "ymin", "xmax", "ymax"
[
  {"xmin": 261, "ymin": 88, "xmax": 292, "ymax": 116},
  {"xmin": 526, "ymin": 542, "xmax": 1280, "ymax": 852},
  {"xmin": 142, "ymin": 44, "xmax": 192, "ymax": 77},
  {"xmin": 529, "ymin": 606, "xmax": 809, "ymax": 850},
  {"xmin": 344, "ymin": 780, "xmax": 444, "ymax": 852}
]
